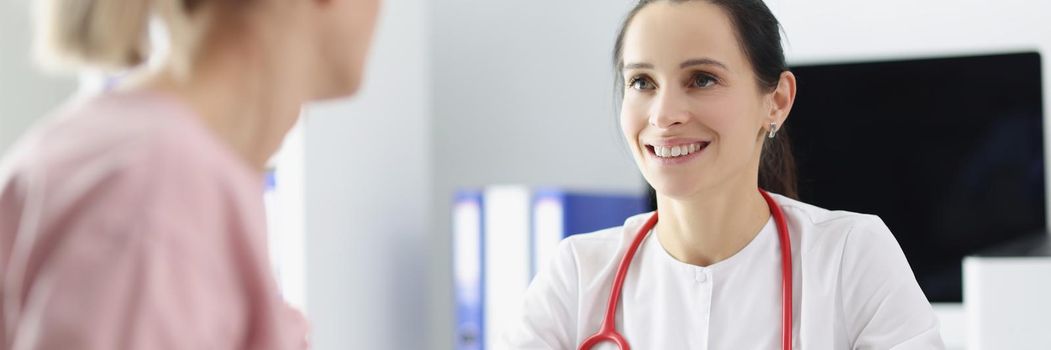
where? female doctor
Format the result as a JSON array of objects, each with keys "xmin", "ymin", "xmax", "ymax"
[{"xmin": 504, "ymin": 0, "xmax": 945, "ymax": 349}]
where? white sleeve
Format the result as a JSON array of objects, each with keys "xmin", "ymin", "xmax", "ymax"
[
  {"xmin": 501, "ymin": 238, "xmax": 580, "ymax": 350},
  {"xmin": 839, "ymin": 216, "xmax": 946, "ymax": 350}
]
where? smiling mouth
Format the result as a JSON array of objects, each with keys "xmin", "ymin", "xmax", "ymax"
[{"xmin": 646, "ymin": 142, "xmax": 710, "ymax": 159}]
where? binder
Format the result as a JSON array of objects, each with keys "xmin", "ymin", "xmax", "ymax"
[
  {"xmin": 453, "ymin": 190, "xmax": 485, "ymax": 350},
  {"xmin": 454, "ymin": 186, "xmax": 646, "ymax": 349},
  {"xmin": 531, "ymin": 189, "xmax": 647, "ymax": 276},
  {"xmin": 481, "ymin": 186, "xmax": 533, "ymax": 350}
]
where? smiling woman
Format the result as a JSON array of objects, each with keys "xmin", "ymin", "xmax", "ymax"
[
  {"xmin": 614, "ymin": 0, "xmax": 797, "ymax": 201},
  {"xmin": 503, "ymin": 1, "xmax": 946, "ymax": 349}
]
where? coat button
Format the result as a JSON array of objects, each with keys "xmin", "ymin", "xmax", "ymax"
[{"xmin": 695, "ymin": 270, "xmax": 709, "ymax": 283}]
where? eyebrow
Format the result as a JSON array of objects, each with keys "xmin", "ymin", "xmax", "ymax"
[
  {"xmin": 622, "ymin": 58, "xmax": 729, "ymax": 70},
  {"xmin": 680, "ymin": 58, "xmax": 728, "ymax": 70}
]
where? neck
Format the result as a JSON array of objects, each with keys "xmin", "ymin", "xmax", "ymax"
[
  {"xmin": 128, "ymin": 11, "xmax": 311, "ymax": 172},
  {"xmin": 655, "ymin": 181, "xmax": 771, "ymax": 267}
]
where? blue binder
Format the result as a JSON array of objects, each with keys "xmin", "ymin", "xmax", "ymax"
[
  {"xmin": 453, "ymin": 187, "xmax": 646, "ymax": 349},
  {"xmin": 453, "ymin": 190, "xmax": 484, "ymax": 350},
  {"xmin": 531, "ymin": 189, "xmax": 647, "ymax": 277}
]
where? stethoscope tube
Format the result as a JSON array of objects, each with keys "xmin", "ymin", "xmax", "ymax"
[
  {"xmin": 577, "ymin": 212, "xmax": 657, "ymax": 350},
  {"xmin": 577, "ymin": 189, "xmax": 793, "ymax": 350}
]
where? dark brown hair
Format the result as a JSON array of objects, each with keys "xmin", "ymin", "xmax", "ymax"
[{"xmin": 614, "ymin": 0, "xmax": 798, "ymax": 199}]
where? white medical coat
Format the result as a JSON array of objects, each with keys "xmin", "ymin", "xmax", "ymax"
[{"xmin": 504, "ymin": 193, "xmax": 945, "ymax": 349}]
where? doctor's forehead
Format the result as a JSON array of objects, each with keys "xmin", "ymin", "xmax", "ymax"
[{"xmin": 620, "ymin": 1, "xmax": 746, "ymax": 73}]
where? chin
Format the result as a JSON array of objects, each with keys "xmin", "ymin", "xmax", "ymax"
[
  {"xmin": 339, "ymin": 59, "xmax": 368, "ymax": 96},
  {"xmin": 312, "ymin": 73, "xmax": 364, "ymax": 101},
  {"xmin": 340, "ymin": 77, "xmax": 363, "ymax": 97},
  {"xmin": 646, "ymin": 176, "xmax": 706, "ymax": 202}
]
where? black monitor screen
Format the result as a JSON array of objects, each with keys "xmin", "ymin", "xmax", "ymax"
[{"xmin": 788, "ymin": 52, "xmax": 1046, "ymax": 302}]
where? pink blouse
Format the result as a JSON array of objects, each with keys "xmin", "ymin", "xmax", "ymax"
[{"xmin": 0, "ymin": 91, "xmax": 308, "ymax": 349}]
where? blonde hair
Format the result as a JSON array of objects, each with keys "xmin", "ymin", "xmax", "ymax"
[{"xmin": 33, "ymin": 0, "xmax": 211, "ymax": 73}]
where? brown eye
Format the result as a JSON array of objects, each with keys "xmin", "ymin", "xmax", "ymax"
[
  {"xmin": 689, "ymin": 73, "xmax": 717, "ymax": 88},
  {"xmin": 629, "ymin": 76, "xmax": 656, "ymax": 90}
]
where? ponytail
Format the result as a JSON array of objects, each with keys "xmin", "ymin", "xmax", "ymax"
[
  {"xmin": 760, "ymin": 126, "xmax": 798, "ymax": 199},
  {"xmin": 33, "ymin": 0, "xmax": 215, "ymax": 74},
  {"xmin": 34, "ymin": 0, "xmax": 153, "ymax": 71}
]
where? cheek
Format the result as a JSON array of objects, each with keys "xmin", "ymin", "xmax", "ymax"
[
  {"xmin": 619, "ymin": 97, "xmax": 648, "ymax": 144},
  {"xmin": 700, "ymin": 97, "xmax": 761, "ymax": 144},
  {"xmin": 342, "ymin": 11, "xmax": 378, "ymax": 70},
  {"xmin": 314, "ymin": 1, "xmax": 381, "ymax": 97}
]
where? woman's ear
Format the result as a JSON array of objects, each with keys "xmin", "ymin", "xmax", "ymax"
[{"xmin": 768, "ymin": 71, "xmax": 797, "ymax": 126}]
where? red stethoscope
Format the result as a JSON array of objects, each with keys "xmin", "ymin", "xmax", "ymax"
[{"xmin": 578, "ymin": 189, "xmax": 793, "ymax": 350}]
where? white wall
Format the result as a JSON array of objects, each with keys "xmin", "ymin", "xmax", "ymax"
[
  {"xmin": 302, "ymin": 0, "xmax": 432, "ymax": 348},
  {"xmin": 0, "ymin": 0, "xmax": 76, "ymax": 153}
]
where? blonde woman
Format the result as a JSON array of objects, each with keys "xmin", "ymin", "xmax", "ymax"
[{"xmin": 0, "ymin": 0, "xmax": 379, "ymax": 348}]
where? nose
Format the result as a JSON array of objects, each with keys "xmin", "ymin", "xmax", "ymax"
[{"xmin": 648, "ymin": 88, "xmax": 691, "ymax": 129}]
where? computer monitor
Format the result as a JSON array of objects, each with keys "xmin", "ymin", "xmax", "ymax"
[{"xmin": 789, "ymin": 52, "xmax": 1045, "ymax": 302}]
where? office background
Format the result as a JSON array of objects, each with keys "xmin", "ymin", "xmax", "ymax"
[{"xmin": 2, "ymin": 0, "xmax": 1050, "ymax": 349}]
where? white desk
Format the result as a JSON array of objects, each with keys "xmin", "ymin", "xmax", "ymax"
[{"xmin": 963, "ymin": 235, "xmax": 1051, "ymax": 350}]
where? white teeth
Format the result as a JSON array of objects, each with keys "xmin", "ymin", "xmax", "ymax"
[{"xmin": 653, "ymin": 142, "xmax": 704, "ymax": 158}]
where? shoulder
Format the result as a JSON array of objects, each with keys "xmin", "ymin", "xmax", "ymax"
[
  {"xmin": 771, "ymin": 193, "xmax": 897, "ymax": 253},
  {"xmin": 1, "ymin": 91, "xmax": 258, "ymax": 233},
  {"xmin": 771, "ymin": 193, "xmax": 913, "ymax": 289},
  {"xmin": 774, "ymin": 194, "xmax": 888, "ymax": 234},
  {"xmin": 773, "ymin": 196, "xmax": 943, "ymax": 347},
  {"xmin": 7, "ymin": 91, "xmax": 221, "ymax": 173},
  {"xmin": 772, "ymin": 194, "xmax": 915, "ymax": 292}
]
